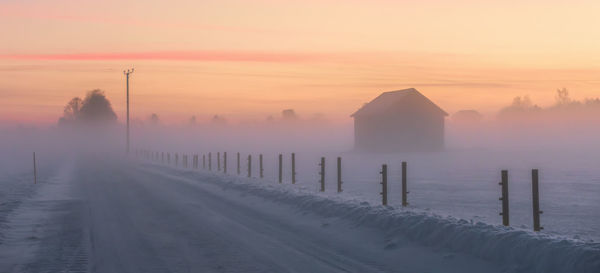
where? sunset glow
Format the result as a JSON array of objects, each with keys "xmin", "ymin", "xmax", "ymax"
[{"xmin": 2, "ymin": 0, "xmax": 600, "ymax": 125}]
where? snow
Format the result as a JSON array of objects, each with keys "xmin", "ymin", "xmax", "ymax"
[
  {"xmin": 173, "ymin": 149, "xmax": 600, "ymax": 242},
  {"xmin": 0, "ymin": 154, "xmax": 598, "ymax": 272},
  {"xmin": 146, "ymin": 161, "xmax": 600, "ymax": 273}
]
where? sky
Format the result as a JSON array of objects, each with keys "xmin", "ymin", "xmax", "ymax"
[{"xmin": 1, "ymin": 0, "xmax": 600, "ymax": 125}]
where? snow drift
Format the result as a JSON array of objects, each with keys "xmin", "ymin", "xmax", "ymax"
[{"xmin": 145, "ymin": 162, "xmax": 600, "ymax": 273}]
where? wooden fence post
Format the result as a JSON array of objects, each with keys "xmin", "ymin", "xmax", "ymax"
[
  {"xmin": 337, "ymin": 157, "xmax": 342, "ymax": 193},
  {"xmin": 278, "ymin": 154, "xmax": 283, "ymax": 183},
  {"xmin": 259, "ymin": 154, "xmax": 264, "ymax": 178},
  {"xmin": 237, "ymin": 152, "xmax": 240, "ymax": 175},
  {"xmin": 202, "ymin": 154, "xmax": 206, "ymax": 169},
  {"xmin": 208, "ymin": 152, "xmax": 212, "ymax": 171},
  {"xmin": 402, "ymin": 161, "xmax": 409, "ymax": 207},
  {"xmin": 223, "ymin": 152, "xmax": 227, "ymax": 174},
  {"xmin": 247, "ymin": 155, "xmax": 252, "ymax": 178},
  {"xmin": 319, "ymin": 157, "xmax": 325, "ymax": 192},
  {"xmin": 380, "ymin": 164, "xmax": 388, "ymax": 206},
  {"xmin": 184, "ymin": 155, "xmax": 188, "ymax": 168},
  {"xmin": 161, "ymin": 152, "xmax": 164, "ymax": 163},
  {"xmin": 499, "ymin": 170, "xmax": 509, "ymax": 226},
  {"xmin": 175, "ymin": 153, "xmax": 179, "ymax": 167},
  {"xmin": 167, "ymin": 153, "xmax": 171, "ymax": 164},
  {"xmin": 193, "ymin": 154, "xmax": 198, "ymax": 169},
  {"xmin": 33, "ymin": 152, "xmax": 37, "ymax": 184},
  {"xmin": 217, "ymin": 152, "xmax": 221, "ymax": 171},
  {"xmin": 532, "ymin": 169, "xmax": 543, "ymax": 231},
  {"xmin": 292, "ymin": 153, "xmax": 296, "ymax": 184}
]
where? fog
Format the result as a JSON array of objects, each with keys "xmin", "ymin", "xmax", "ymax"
[
  {"xmin": 1, "ymin": 88, "xmax": 600, "ymax": 241},
  {"xmin": 3, "ymin": 88, "xmax": 600, "ymax": 183}
]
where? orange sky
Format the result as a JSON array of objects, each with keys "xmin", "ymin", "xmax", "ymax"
[{"xmin": 1, "ymin": 0, "xmax": 600, "ymax": 125}]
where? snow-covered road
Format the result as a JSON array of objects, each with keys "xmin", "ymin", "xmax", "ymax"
[{"xmin": 0, "ymin": 157, "xmax": 597, "ymax": 272}]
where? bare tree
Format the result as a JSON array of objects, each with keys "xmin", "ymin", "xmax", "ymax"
[{"xmin": 555, "ymin": 88, "xmax": 572, "ymax": 106}]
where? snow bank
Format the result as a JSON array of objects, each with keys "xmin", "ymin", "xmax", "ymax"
[{"xmin": 144, "ymin": 163, "xmax": 600, "ymax": 273}]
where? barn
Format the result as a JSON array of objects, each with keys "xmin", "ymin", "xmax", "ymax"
[{"xmin": 351, "ymin": 88, "xmax": 448, "ymax": 153}]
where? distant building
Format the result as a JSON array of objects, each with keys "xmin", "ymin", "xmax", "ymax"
[
  {"xmin": 351, "ymin": 88, "xmax": 448, "ymax": 152},
  {"xmin": 281, "ymin": 109, "xmax": 298, "ymax": 120}
]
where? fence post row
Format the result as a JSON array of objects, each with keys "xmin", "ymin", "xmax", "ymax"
[
  {"xmin": 402, "ymin": 161, "xmax": 408, "ymax": 207},
  {"xmin": 499, "ymin": 170, "xmax": 509, "ymax": 226},
  {"xmin": 319, "ymin": 157, "xmax": 325, "ymax": 192},
  {"xmin": 247, "ymin": 155, "xmax": 252, "ymax": 178},
  {"xmin": 145, "ymin": 149, "xmax": 548, "ymax": 232},
  {"xmin": 291, "ymin": 153, "xmax": 296, "ymax": 184},
  {"xmin": 259, "ymin": 154, "xmax": 264, "ymax": 178},
  {"xmin": 278, "ymin": 154, "xmax": 283, "ymax": 183},
  {"xmin": 337, "ymin": 157, "xmax": 342, "ymax": 193},
  {"xmin": 223, "ymin": 152, "xmax": 227, "ymax": 174},
  {"xmin": 380, "ymin": 164, "xmax": 388, "ymax": 206},
  {"xmin": 532, "ymin": 169, "xmax": 543, "ymax": 231},
  {"xmin": 237, "ymin": 152, "xmax": 240, "ymax": 175}
]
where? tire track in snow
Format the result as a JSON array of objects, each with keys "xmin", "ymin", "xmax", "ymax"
[{"xmin": 0, "ymin": 160, "xmax": 90, "ymax": 273}]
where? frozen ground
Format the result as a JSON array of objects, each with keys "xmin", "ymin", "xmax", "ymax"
[
  {"xmin": 165, "ymin": 149, "xmax": 600, "ymax": 242},
  {"xmin": 0, "ymin": 155, "xmax": 598, "ymax": 272}
]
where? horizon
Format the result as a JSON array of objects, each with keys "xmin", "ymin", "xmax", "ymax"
[
  {"xmin": 2, "ymin": 0, "xmax": 600, "ymax": 125},
  {"xmin": 1, "ymin": 1, "xmax": 600, "ymax": 272}
]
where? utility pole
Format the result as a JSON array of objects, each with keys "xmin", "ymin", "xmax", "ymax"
[{"xmin": 124, "ymin": 68, "xmax": 134, "ymax": 155}]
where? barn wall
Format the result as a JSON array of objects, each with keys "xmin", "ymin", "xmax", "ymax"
[{"xmin": 353, "ymin": 93, "xmax": 446, "ymax": 153}]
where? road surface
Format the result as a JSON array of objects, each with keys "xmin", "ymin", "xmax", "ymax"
[{"xmin": 0, "ymin": 157, "xmax": 503, "ymax": 273}]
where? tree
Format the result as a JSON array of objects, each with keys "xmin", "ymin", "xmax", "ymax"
[
  {"xmin": 58, "ymin": 89, "xmax": 117, "ymax": 126},
  {"xmin": 497, "ymin": 95, "xmax": 541, "ymax": 120},
  {"xmin": 148, "ymin": 113, "xmax": 160, "ymax": 125},
  {"xmin": 77, "ymin": 90, "xmax": 117, "ymax": 123},
  {"xmin": 211, "ymin": 115, "xmax": 227, "ymax": 125},
  {"xmin": 555, "ymin": 88, "xmax": 572, "ymax": 106},
  {"xmin": 63, "ymin": 97, "xmax": 83, "ymax": 121},
  {"xmin": 188, "ymin": 115, "xmax": 197, "ymax": 125}
]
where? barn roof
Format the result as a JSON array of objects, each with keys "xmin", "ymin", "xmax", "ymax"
[{"xmin": 351, "ymin": 88, "xmax": 448, "ymax": 117}]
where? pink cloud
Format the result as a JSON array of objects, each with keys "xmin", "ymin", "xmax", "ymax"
[{"xmin": 0, "ymin": 51, "xmax": 330, "ymax": 63}]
